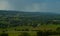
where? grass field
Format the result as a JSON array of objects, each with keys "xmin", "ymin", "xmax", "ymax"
[{"xmin": 0, "ymin": 24, "xmax": 60, "ymax": 36}]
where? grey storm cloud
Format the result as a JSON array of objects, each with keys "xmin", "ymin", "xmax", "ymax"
[{"xmin": 0, "ymin": 0, "xmax": 60, "ymax": 12}]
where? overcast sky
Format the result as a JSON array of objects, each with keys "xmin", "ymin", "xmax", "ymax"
[{"xmin": 0, "ymin": 0, "xmax": 60, "ymax": 12}]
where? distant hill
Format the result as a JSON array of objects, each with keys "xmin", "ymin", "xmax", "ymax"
[{"xmin": 0, "ymin": 10, "xmax": 59, "ymax": 16}]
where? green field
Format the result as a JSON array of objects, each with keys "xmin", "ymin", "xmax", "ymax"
[{"xmin": 0, "ymin": 24, "xmax": 60, "ymax": 36}]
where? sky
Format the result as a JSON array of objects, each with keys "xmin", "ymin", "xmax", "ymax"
[{"xmin": 0, "ymin": 0, "xmax": 60, "ymax": 12}]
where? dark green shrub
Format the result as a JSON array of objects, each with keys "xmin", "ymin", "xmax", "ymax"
[
  {"xmin": 37, "ymin": 31, "xmax": 49, "ymax": 36},
  {"xmin": 56, "ymin": 27, "xmax": 60, "ymax": 32},
  {"xmin": 25, "ymin": 29, "xmax": 29, "ymax": 31},
  {"xmin": 19, "ymin": 32, "xmax": 30, "ymax": 36},
  {"xmin": 37, "ymin": 31, "xmax": 43, "ymax": 36},
  {"xmin": 22, "ymin": 29, "xmax": 25, "ymax": 31},
  {"xmin": 0, "ymin": 33, "xmax": 8, "ymax": 36},
  {"xmin": 14, "ymin": 29, "xmax": 21, "ymax": 31},
  {"xmin": 2, "ymin": 30, "xmax": 5, "ymax": 33}
]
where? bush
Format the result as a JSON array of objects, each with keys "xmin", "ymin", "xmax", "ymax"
[
  {"xmin": 0, "ymin": 33, "xmax": 8, "ymax": 36},
  {"xmin": 56, "ymin": 27, "xmax": 60, "ymax": 32},
  {"xmin": 14, "ymin": 29, "xmax": 21, "ymax": 31},
  {"xmin": 37, "ymin": 31, "xmax": 50, "ymax": 36},
  {"xmin": 25, "ymin": 29, "xmax": 29, "ymax": 31},
  {"xmin": 22, "ymin": 29, "xmax": 25, "ymax": 31},
  {"xmin": 37, "ymin": 31, "xmax": 43, "ymax": 36},
  {"xmin": 2, "ymin": 30, "xmax": 5, "ymax": 33},
  {"xmin": 19, "ymin": 32, "xmax": 30, "ymax": 36}
]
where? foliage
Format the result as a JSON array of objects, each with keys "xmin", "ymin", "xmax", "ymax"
[{"xmin": 19, "ymin": 32, "xmax": 30, "ymax": 36}]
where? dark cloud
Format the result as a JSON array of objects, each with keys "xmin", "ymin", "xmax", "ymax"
[{"xmin": 0, "ymin": 0, "xmax": 60, "ymax": 12}]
